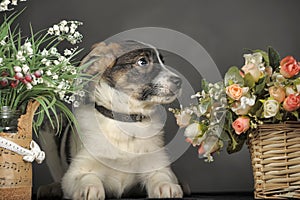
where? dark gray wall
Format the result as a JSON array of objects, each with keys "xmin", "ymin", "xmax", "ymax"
[{"xmin": 5, "ymin": 0, "xmax": 300, "ymax": 194}]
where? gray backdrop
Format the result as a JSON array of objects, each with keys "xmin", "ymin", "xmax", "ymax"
[{"xmin": 5, "ymin": 0, "xmax": 300, "ymax": 194}]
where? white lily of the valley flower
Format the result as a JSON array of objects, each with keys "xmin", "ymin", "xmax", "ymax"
[
  {"xmin": 22, "ymin": 64, "xmax": 30, "ymax": 73},
  {"xmin": 11, "ymin": 0, "xmax": 17, "ymax": 5},
  {"xmin": 0, "ymin": 0, "xmax": 10, "ymax": 11}
]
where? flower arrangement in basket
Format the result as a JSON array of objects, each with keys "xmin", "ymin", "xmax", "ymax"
[{"xmin": 170, "ymin": 47, "xmax": 300, "ymax": 162}]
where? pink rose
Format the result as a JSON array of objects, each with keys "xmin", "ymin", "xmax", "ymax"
[
  {"xmin": 232, "ymin": 116, "xmax": 250, "ymax": 135},
  {"xmin": 279, "ymin": 56, "xmax": 300, "ymax": 78},
  {"xmin": 283, "ymin": 94, "xmax": 300, "ymax": 112},
  {"xmin": 269, "ymin": 86, "xmax": 285, "ymax": 103}
]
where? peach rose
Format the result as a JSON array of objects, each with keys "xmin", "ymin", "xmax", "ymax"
[
  {"xmin": 226, "ymin": 84, "xmax": 244, "ymax": 100},
  {"xmin": 242, "ymin": 63, "xmax": 261, "ymax": 82},
  {"xmin": 232, "ymin": 116, "xmax": 250, "ymax": 135},
  {"xmin": 269, "ymin": 86, "xmax": 285, "ymax": 103},
  {"xmin": 279, "ymin": 56, "xmax": 300, "ymax": 78},
  {"xmin": 283, "ymin": 94, "xmax": 300, "ymax": 112}
]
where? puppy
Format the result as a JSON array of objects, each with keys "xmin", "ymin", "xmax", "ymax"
[{"xmin": 43, "ymin": 40, "xmax": 183, "ymax": 200}]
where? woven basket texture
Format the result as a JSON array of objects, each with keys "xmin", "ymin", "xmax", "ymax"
[
  {"xmin": 248, "ymin": 122, "xmax": 300, "ymax": 199},
  {"xmin": 0, "ymin": 101, "xmax": 39, "ymax": 200}
]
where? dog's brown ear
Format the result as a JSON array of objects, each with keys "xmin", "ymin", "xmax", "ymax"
[{"xmin": 81, "ymin": 42, "xmax": 121, "ymax": 76}]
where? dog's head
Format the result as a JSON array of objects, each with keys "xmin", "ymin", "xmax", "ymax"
[{"xmin": 81, "ymin": 40, "xmax": 182, "ymax": 106}]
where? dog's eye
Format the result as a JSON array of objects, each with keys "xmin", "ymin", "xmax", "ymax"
[{"xmin": 137, "ymin": 57, "xmax": 149, "ymax": 67}]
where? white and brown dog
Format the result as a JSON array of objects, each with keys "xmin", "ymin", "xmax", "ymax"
[{"xmin": 41, "ymin": 40, "xmax": 183, "ymax": 200}]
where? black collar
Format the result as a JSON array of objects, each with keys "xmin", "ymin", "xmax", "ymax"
[{"xmin": 95, "ymin": 104, "xmax": 147, "ymax": 122}]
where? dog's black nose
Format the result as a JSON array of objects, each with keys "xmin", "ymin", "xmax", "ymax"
[{"xmin": 170, "ymin": 76, "xmax": 182, "ymax": 88}]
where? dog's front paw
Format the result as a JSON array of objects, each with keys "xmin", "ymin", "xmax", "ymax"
[
  {"xmin": 73, "ymin": 185, "xmax": 105, "ymax": 200},
  {"xmin": 149, "ymin": 182, "xmax": 183, "ymax": 198}
]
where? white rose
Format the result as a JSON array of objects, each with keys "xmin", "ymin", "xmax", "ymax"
[{"xmin": 263, "ymin": 99, "xmax": 279, "ymax": 118}]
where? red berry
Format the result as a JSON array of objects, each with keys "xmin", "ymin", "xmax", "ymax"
[
  {"xmin": 25, "ymin": 74, "xmax": 33, "ymax": 82},
  {"xmin": 1, "ymin": 71, "xmax": 9, "ymax": 77},
  {"xmin": 10, "ymin": 80, "xmax": 19, "ymax": 88},
  {"xmin": 34, "ymin": 70, "xmax": 43, "ymax": 78},
  {"xmin": 0, "ymin": 78, "xmax": 8, "ymax": 87},
  {"xmin": 14, "ymin": 72, "xmax": 24, "ymax": 80}
]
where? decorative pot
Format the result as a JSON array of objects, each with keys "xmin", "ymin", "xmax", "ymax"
[{"xmin": 0, "ymin": 101, "xmax": 40, "ymax": 200}]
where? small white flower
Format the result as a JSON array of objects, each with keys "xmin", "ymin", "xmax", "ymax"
[
  {"xmin": 16, "ymin": 51, "xmax": 25, "ymax": 62},
  {"xmin": 47, "ymin": 27, "xmax": 54, "ymax": 35},
  {"xmin": 37, "ymin": 78, "xmax": 44, "ymax": 84},
  {"xmin": 64, "ymin": 49, "xmax": 72, "ymax": 56},
  {"xmin": 63, "ymin": 26, "xmax": 69, "ymax": 33},
  {"xmin": 45, "ymin": 70, "xmax": 52, "ymax": 76},
  {"xmin": 58, "ymin": 91, "xmax": 66, "ymax": 100},
  {"xmin": 22, "ymin": 64, "xmax": 30, "ymax": 73},
  {"xmin": 60, "ymin": 20, "xmax": 68, "ymax": 26},
  {"xmin": 70, "ymin": 69, "xmax": 77, "ymax": 75},
  {"xmin": 14, "ymin": 66, "xmax": 22, "ymax": 73},
  {"xmin": 52, "ymin": 74, "xmax": 58, "ymax": 80},
  {"xmin": 26, "ymin": 83, "xmax": 33, "ymax": 90},
  {"xmin": 53, "ymin": 60, "xmax": 60, "ymax": 66},
  {"xmin": 0, "ymin": 0, "xmax": 10, "ymax": 11},
  {"xmin": 78, "ymin": 91, "xmax": 85, "ymax": 97},
  {"xmin": 41, "ymin": 49, "xmax": 49, "ymax": 56},
  {"xmin": 73, "ymin": 101, "xmax": 80, "ymax": 107},
  {"xmin": 53, "ymin": 24, "xmax": 59, "ymax": 31},
  {"xmin": 69, "ymin": 95, "xmax": 76, "ymax": 102},
  {"xmin": 11, "ymin": 0, "xmax": 18, "ymax": 5},
  {"xmin": 58, "ymin": 56, "xmax": 67, "ymax": 62},
  {"xmin": 50, "ymin": 47, "xmax": 58, "ymax": 55},
  {"xmin": 0, "ymin": 57, "xmax": 3, "ymax": 65}
]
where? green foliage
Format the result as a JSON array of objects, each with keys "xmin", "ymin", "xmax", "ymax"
[{"xmin": 224, "ymin": 66, "xmax": 244, "ymax": 86}]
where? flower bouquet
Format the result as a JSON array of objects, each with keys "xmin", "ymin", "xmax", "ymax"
[
  {"xmin": 170, "ymin": 47, "xmax": 300, "ymax": 162},
  {"xmin": 0, "ymin": 7, "xmax": 90, "ymax": 200},
  {"xmin": 0, "ymin": 12, "xmax": 88, "ymax": 134}
]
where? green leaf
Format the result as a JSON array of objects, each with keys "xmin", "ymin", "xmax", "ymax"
[
  {"xmin": 249, "ymin": 100, "xmax": 262, "ymax": 116},
  {"xmin": 268, "ymin": 46, "xmax": 280, "ymax": 70},
  {"xmin": 291, "ymin": 111, "xmax": 299, "ymax": 120},
  {"xmin": 224, "ymin": 66, "xmax": 244, "ymax": 86},
  {"xmin": 226, "ymin": 132, "xmax": 247, "ymax": 154},
  {"xmin": 244, "ymin": 73, "xmax": 255, "ymax": 88},
  {"xmin": 255, "ymin": 76, "xmax": 267, "ymax": 95},
  {"xmin": 201, "ymin": 79, "xmax": 209, "ymax": 92}
]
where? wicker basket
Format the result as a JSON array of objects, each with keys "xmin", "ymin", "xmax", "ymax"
[
  {"xmin": 248, "ymin": 122, "xmax": 300, "ymax": 199},
  {"xmin": 0, "ymin": 101, "xmax": 39, "ymax": 200}
]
